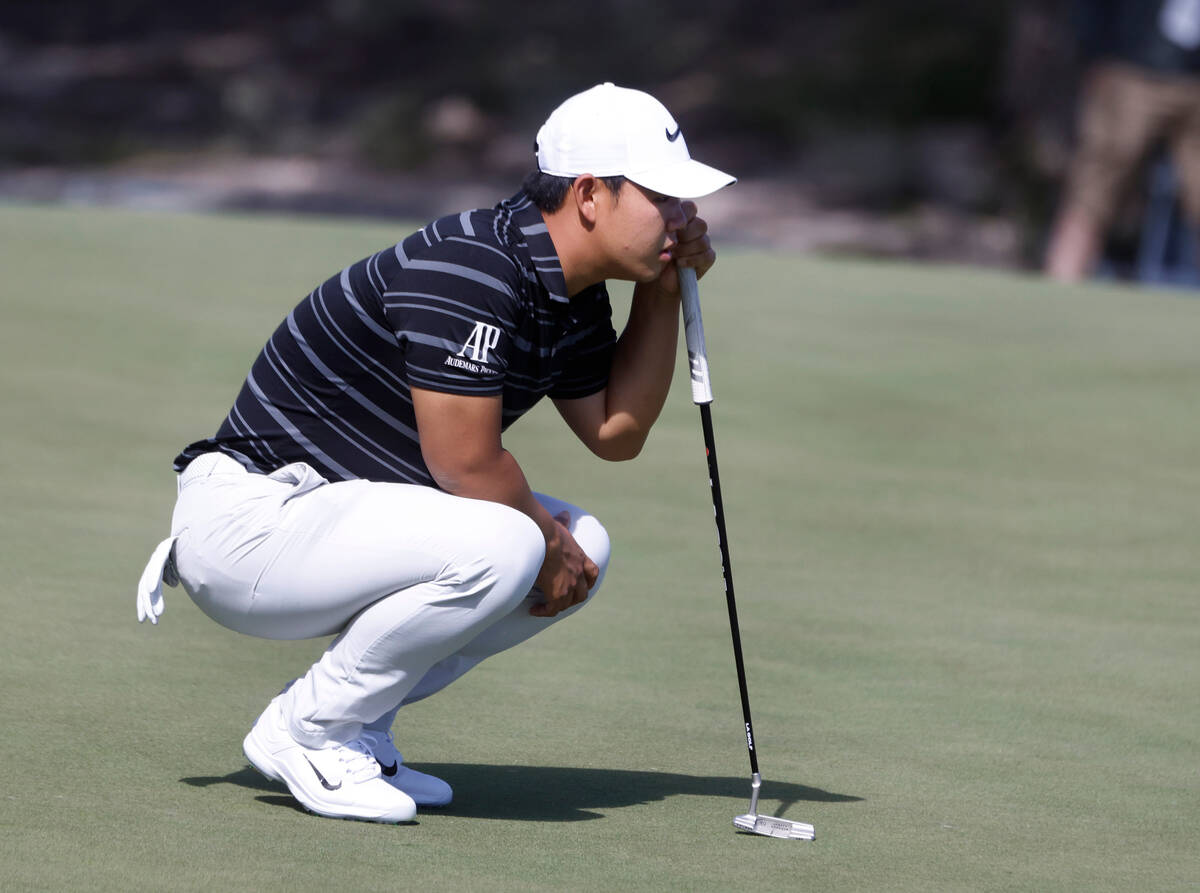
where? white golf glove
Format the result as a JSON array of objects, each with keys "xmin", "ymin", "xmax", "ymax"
[{"xmin": 136, "ymin": 536, "xmax": 179, "ymax": 625}]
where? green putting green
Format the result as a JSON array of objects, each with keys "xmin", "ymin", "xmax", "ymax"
[{"xmin": 1, "ymin": 203, "xmax": 1196, "ymax": 891}]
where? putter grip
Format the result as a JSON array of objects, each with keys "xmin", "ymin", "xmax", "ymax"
[{"xmin": 679, "ymin": 266, "xmax": 714, "ymax": 405}]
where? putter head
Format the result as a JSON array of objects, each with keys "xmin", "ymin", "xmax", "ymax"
[{"xmin": 734, "ymin": 813, "xmax": 816, "ymax": 840}]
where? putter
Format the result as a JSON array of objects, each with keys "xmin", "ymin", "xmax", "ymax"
[{"xmin": 679, "ymin": 266, "xmax": 816, "ymax": 841}]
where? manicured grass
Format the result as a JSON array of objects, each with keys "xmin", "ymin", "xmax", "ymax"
[{"xmin": 1, "ymin": 202, "xmax": 1197, "ymax": 891}]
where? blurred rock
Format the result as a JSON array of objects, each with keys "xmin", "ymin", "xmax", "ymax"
[
  {"xmin": 0, "ymin": 154, "xmax": 1026, "ymax": 269},
  {"xmin": 0, "ymin": 1, "xmax": 1076, "ymax": 269}
]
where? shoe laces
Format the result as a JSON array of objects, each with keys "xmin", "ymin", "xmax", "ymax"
[{"xmin": 337, "ymin": 739, "xmax": 383, "ymax": 783}]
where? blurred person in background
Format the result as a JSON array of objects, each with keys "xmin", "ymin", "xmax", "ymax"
[{"xmin": 1045, "ymin": 0, "xmax": 1200, "ymax": 281}]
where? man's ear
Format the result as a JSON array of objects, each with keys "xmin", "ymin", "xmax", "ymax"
[{"xmin": 570, "ymin": 175, "xmax": 599, "ymax": 226}]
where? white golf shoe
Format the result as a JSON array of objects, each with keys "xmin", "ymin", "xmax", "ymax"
[
  {"xmin": 359, "ymin": 728, "xmax": 453, "ymax": 807},
  {"xmin": 243, "ymin": 698, "xmax": 417, "ymax": 823}
]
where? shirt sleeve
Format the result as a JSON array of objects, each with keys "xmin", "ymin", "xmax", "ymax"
[{"xmin": 380, "ymin": 235, "xmax": 522, "ymax": 397}]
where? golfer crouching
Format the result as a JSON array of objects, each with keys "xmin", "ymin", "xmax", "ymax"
[{"xmin": 136, "ymin": 82, "xmax": 735, "ymax": 822}]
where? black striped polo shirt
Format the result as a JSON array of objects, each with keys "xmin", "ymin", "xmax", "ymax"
[{"xmin": 174, "ymin": 190, "xmax": 617, "ymax": 487}]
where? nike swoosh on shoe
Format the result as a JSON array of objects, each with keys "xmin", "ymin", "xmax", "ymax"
[{"xmin": 304, "ymin": 755, "xmax": 343, "ymax": 791}]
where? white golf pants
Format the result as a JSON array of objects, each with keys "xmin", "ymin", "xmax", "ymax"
[{"xmin": 161, "ymin": 452, "xmax": 610, "ymax": 747}]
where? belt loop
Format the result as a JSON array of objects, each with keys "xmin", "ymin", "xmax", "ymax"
[{"xmin": 178, "ymin": 452, "xmax": 246, "ymax": 489}]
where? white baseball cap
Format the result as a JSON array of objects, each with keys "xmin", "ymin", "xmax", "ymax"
[{"xmin": 535, "ymin": 82, "xmax": 736, "ymax": 199}]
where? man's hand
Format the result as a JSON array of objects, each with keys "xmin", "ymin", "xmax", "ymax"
[
  {"xmin": 532, "ymin": 510, "xmax": 600, "ymax": 617},
  {"xmin": 657, "ymin": 200, "xmax": 716, "ymax": 296}
]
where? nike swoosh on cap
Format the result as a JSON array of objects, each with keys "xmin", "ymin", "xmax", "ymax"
[{"xmin": 665, "ymin": 126, "xmax": 682, "ymax": 142}]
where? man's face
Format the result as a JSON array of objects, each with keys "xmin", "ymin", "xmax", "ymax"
[{"xmin": 595, "ymin": 181, "xmax": 688, "ymax": 283}]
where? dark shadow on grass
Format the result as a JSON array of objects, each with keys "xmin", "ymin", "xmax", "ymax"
[
  {"xmin": 255, "ymin": 794, "xmax": 313, "ymax": 816},
  {"xmin": 419, "ymin": 764, "xmax": 860, "ymax": 822},
  {"xmin": 184, "ymin": 763, "xmax": 860, "ymax": 822},
  {"xmin": 181, "ymin": 767, "xmax": 312, "ymax": 816},
  {"xmin": 183, "ymin": 765, "xmax": 278, "ymax": 793},
  {"xmin": 181, "ymin": 768, "xmax": 373, "ymax": 819}
]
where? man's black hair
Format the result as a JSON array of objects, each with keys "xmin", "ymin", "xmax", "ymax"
[{"xmin": 522, "ymin": 170, "xmax": 627, "ymax": 212}]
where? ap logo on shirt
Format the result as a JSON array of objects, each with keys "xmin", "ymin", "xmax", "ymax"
[{"xmin": 457, "ymin": 321, "xmax": 502, "ymax": 364}]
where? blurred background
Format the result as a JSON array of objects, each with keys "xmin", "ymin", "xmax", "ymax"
[{"xmin": 1, "ymin": 0, "xmax": 1193, "ymax": 279}]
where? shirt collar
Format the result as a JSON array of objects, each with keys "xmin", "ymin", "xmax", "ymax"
[{"xmin": 502, "ymin": 190, "xmax": 572, "ymax": 304}]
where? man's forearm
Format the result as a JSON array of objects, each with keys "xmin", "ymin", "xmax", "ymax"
[
  {"xmin": 434, "ymin": 448, "xmax": 560, "ymax": 546},
  {"xmin": 601, "ymin": 282, "xmax": 680, "ymax": 450}
]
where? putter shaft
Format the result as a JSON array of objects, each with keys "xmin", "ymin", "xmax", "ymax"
[{"xmin": 679, "ymin": 267, "xmax": 816, "ymax": 842}]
